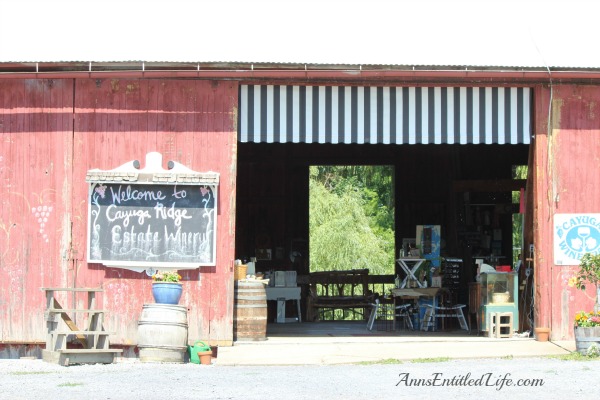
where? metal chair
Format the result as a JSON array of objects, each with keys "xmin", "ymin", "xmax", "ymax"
[
  {"xmin": 367, "ymin": 298, "xmax": 414, "ymax": 331},
  {"xmin": 367, "ymin": 299, "xmax": 380, "ymax": 330},
  {"xmin": 393, "ymin": 303, "xmax": 414, "ymax": 330},
  {"xmin": 420, "ymin": 288, "xmax": 469, "ymax": 332},
  {"xmin": 421, "ymin": 304, "xmax": 469, "ymax": 331}
]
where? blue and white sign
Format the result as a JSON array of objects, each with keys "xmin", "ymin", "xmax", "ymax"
[{"xmin": 554, "ymin": 214, "xmax": 600, "ymax": 265}]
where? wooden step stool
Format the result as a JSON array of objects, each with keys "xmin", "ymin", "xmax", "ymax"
[{"xmin": 41, "ymin": 287, "xmax": 122, "ymax": 366}]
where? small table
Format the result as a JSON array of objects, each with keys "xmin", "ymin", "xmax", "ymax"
[
  {"xmin": 391, "ymin": 287, "xmax": 441, "ymax": 331},
  {"xmin": 396, "ymin": 258, "xmax": 426, "ymax": 288},
  {"xmin": 266, "ymin": 287, "xmax": 302, "ymax": 323}
]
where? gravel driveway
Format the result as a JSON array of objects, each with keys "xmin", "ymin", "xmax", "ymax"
[{"xmin": 0, "ymin": 356, "xmax": 597, "ymax": 400}]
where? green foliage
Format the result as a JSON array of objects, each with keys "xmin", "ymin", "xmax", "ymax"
[
  {"xmin": 410, "ymin": 357, "xmax": 451, "ymax": 363},
  {"xmin": 512, "ymin": 165, "xmax": 528, "ymax": 266},
  {"xmin": 357, "ymin": 358, "xmax": 404, "ymax": 365},
  {"xmin": 309, "ymin": 165, "xmax": 395, "ymax": 275},
  {"xmin": 550, "ymin": 351, "xmax": 600, "ymax": 361},
  {"xmin": 152, "ymin": 270, "xmax": 182, "ymax": 283},
  {"xmin": 569, "ymin": 252, "xmax": 600, "ymax": 316},
  {"xmin": 570, "ymin": 253, "xmax": 600, "ymax": 292}
]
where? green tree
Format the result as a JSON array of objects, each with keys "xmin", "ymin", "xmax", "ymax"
[
  {"xmin": 512, "ymin": 165, "xmax": 528, "ymax": 265},
  {"xmin": 309, "ymin": 166, "xmax": 394, "ymax": 275}
]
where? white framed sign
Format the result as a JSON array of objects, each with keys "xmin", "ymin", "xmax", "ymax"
[{"xmin": 554, "ymin": 213, "xmax": 600, "ymax": 265}]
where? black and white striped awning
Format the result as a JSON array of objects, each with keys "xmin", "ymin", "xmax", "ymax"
[{"xmin": 239, "ymin": 85, "xmax": 531, "ymax": 145}]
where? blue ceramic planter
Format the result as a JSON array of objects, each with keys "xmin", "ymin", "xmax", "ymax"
[{"xmin": 152, "ymin": 282, "xmax": 183, "ymax": 305}]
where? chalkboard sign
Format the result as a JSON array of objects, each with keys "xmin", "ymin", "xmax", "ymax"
[{"xmin": 87, "ymin": 182, "xmax": 217, "ymax": 268}]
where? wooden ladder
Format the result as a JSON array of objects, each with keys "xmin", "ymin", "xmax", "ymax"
[{"xmin": 41, "ymin": 287, "xmax": 123, "ymax": 366}]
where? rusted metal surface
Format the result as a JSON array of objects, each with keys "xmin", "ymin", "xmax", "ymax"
[
  {"xmin": 534, "ymin": 84, "xmax": 600, "ymax": 340},
  {"xmin": 0, "ymin": 78, "xmax": 238, "ymax": 345},
  {"xmin": 4, "ymin": 66, "xmax": 600, "ymax": 85}
]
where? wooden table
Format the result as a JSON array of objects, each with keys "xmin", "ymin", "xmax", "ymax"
[
  {"xmin": 390, "ymin": 287, "xmax": 441, "ymax": 330},
  {"xmin": 266, "ymin": 286, "xmax": 302, "ymax": 323}
]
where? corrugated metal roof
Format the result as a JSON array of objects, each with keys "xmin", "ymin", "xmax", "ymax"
[{"xmin": 1, "ymin": 0, "xmax": 599, "ymax": 69}]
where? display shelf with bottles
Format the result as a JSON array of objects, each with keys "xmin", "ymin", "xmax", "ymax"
[{"xmin": 441, "ymin": 258, "xmax": 462, "ymax": 295}]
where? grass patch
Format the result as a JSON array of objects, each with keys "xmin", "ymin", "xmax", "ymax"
[
  {"xmin": 357, "ymin": 358, "xmax": 404, "ymax": 365},
  {"xmin": 548, "ymin": 352, "xmax": 600, "ymax": 361},
  {"xmin": 501, "ymin": 355, "xmax": 514, "ymax": 360},
  {"xmin": 357, "ymin": 357, "xmax": 452, "ymax": 365},
  {"xmin": 410, "ymin": 357, "xmax": 451, "ymax": 364},
  {"xmin": 57, "ymin": 382, "xmax": 84, "ymax": 387},
  {"xmin": 10, "ymin": 371, "xmax": 53, "ymax": 376}
]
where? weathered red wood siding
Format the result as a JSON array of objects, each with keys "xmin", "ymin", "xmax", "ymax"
[
  {"xmin": 0, "ymin": 79, "xmax": 74, "ymax": 342},
  {"xmin": 0, "ymin": 78, "xmax": 238, "ymax": 346},
  {"xmin": 534, "ymin": 84, "xmax": 600, "ymax": 339},
  {"xmin": 3, "ymin": 75, "xmax": 599, "ymax": 348}
]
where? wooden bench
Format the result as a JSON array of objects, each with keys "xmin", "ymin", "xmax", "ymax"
[{"xmin": 306, "ymin": 269, "xmax": 374, "ymax": 321}]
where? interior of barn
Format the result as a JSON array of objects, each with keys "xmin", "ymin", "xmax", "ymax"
[{"xmin": 234, "ymin": 142, "xmax": 530, "ymax": 333}]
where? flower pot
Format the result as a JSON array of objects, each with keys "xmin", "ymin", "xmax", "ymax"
[
  {"xmin": 534, "ymin": 327, "xmax": 550, "ymax": 342},
  {"xmin": 574, "ymin": 326, "xmax": 600, "ymax": 355},
  {"xmin": 152, "ymin": 282, "xmax": 183, "ymax": 305},
  {"xmin": 197, "ymin": 350, "xmax": 212, "ymax": 365},
  {"xmin": 188, "ymin": 341, "xmax": 211, "ymax": 364}
]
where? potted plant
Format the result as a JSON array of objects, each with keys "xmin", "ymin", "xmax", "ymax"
[
  {"xmin": 152, "ymin": 270, "xmax": 183, "ymax": 305},
  {"xmin": 568, "ymin": 252, "xmax": 600, "ymax": 355}
]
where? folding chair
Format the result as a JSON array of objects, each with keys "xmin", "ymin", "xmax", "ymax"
[
  {"xmin": 367, "ymin": 299, "xmax": 380, "ymax": 330},
  {"xmin": 420, "ymin": 288, "xmax": 469, "ymax": 332},
  {"xmin": 393, "ymin": 303, "xmax": 414, "ymax": 330}
]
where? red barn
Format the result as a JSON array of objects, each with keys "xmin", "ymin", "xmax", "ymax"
[{"xmin": 0, "ymin": 1, "xmax": 599, "ymax": 357}]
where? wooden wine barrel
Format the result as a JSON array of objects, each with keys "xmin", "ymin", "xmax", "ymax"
[
  {"xmin": 233, "ymin": 281, "xmax": 267, "ymax": 341},
  {"xmin": 137, "ymin": 303, "xmax": 188, "ymax": 363},
  {"xmin": 575, "ymin": 326, "xmax": 600, "ymax": 355}
]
